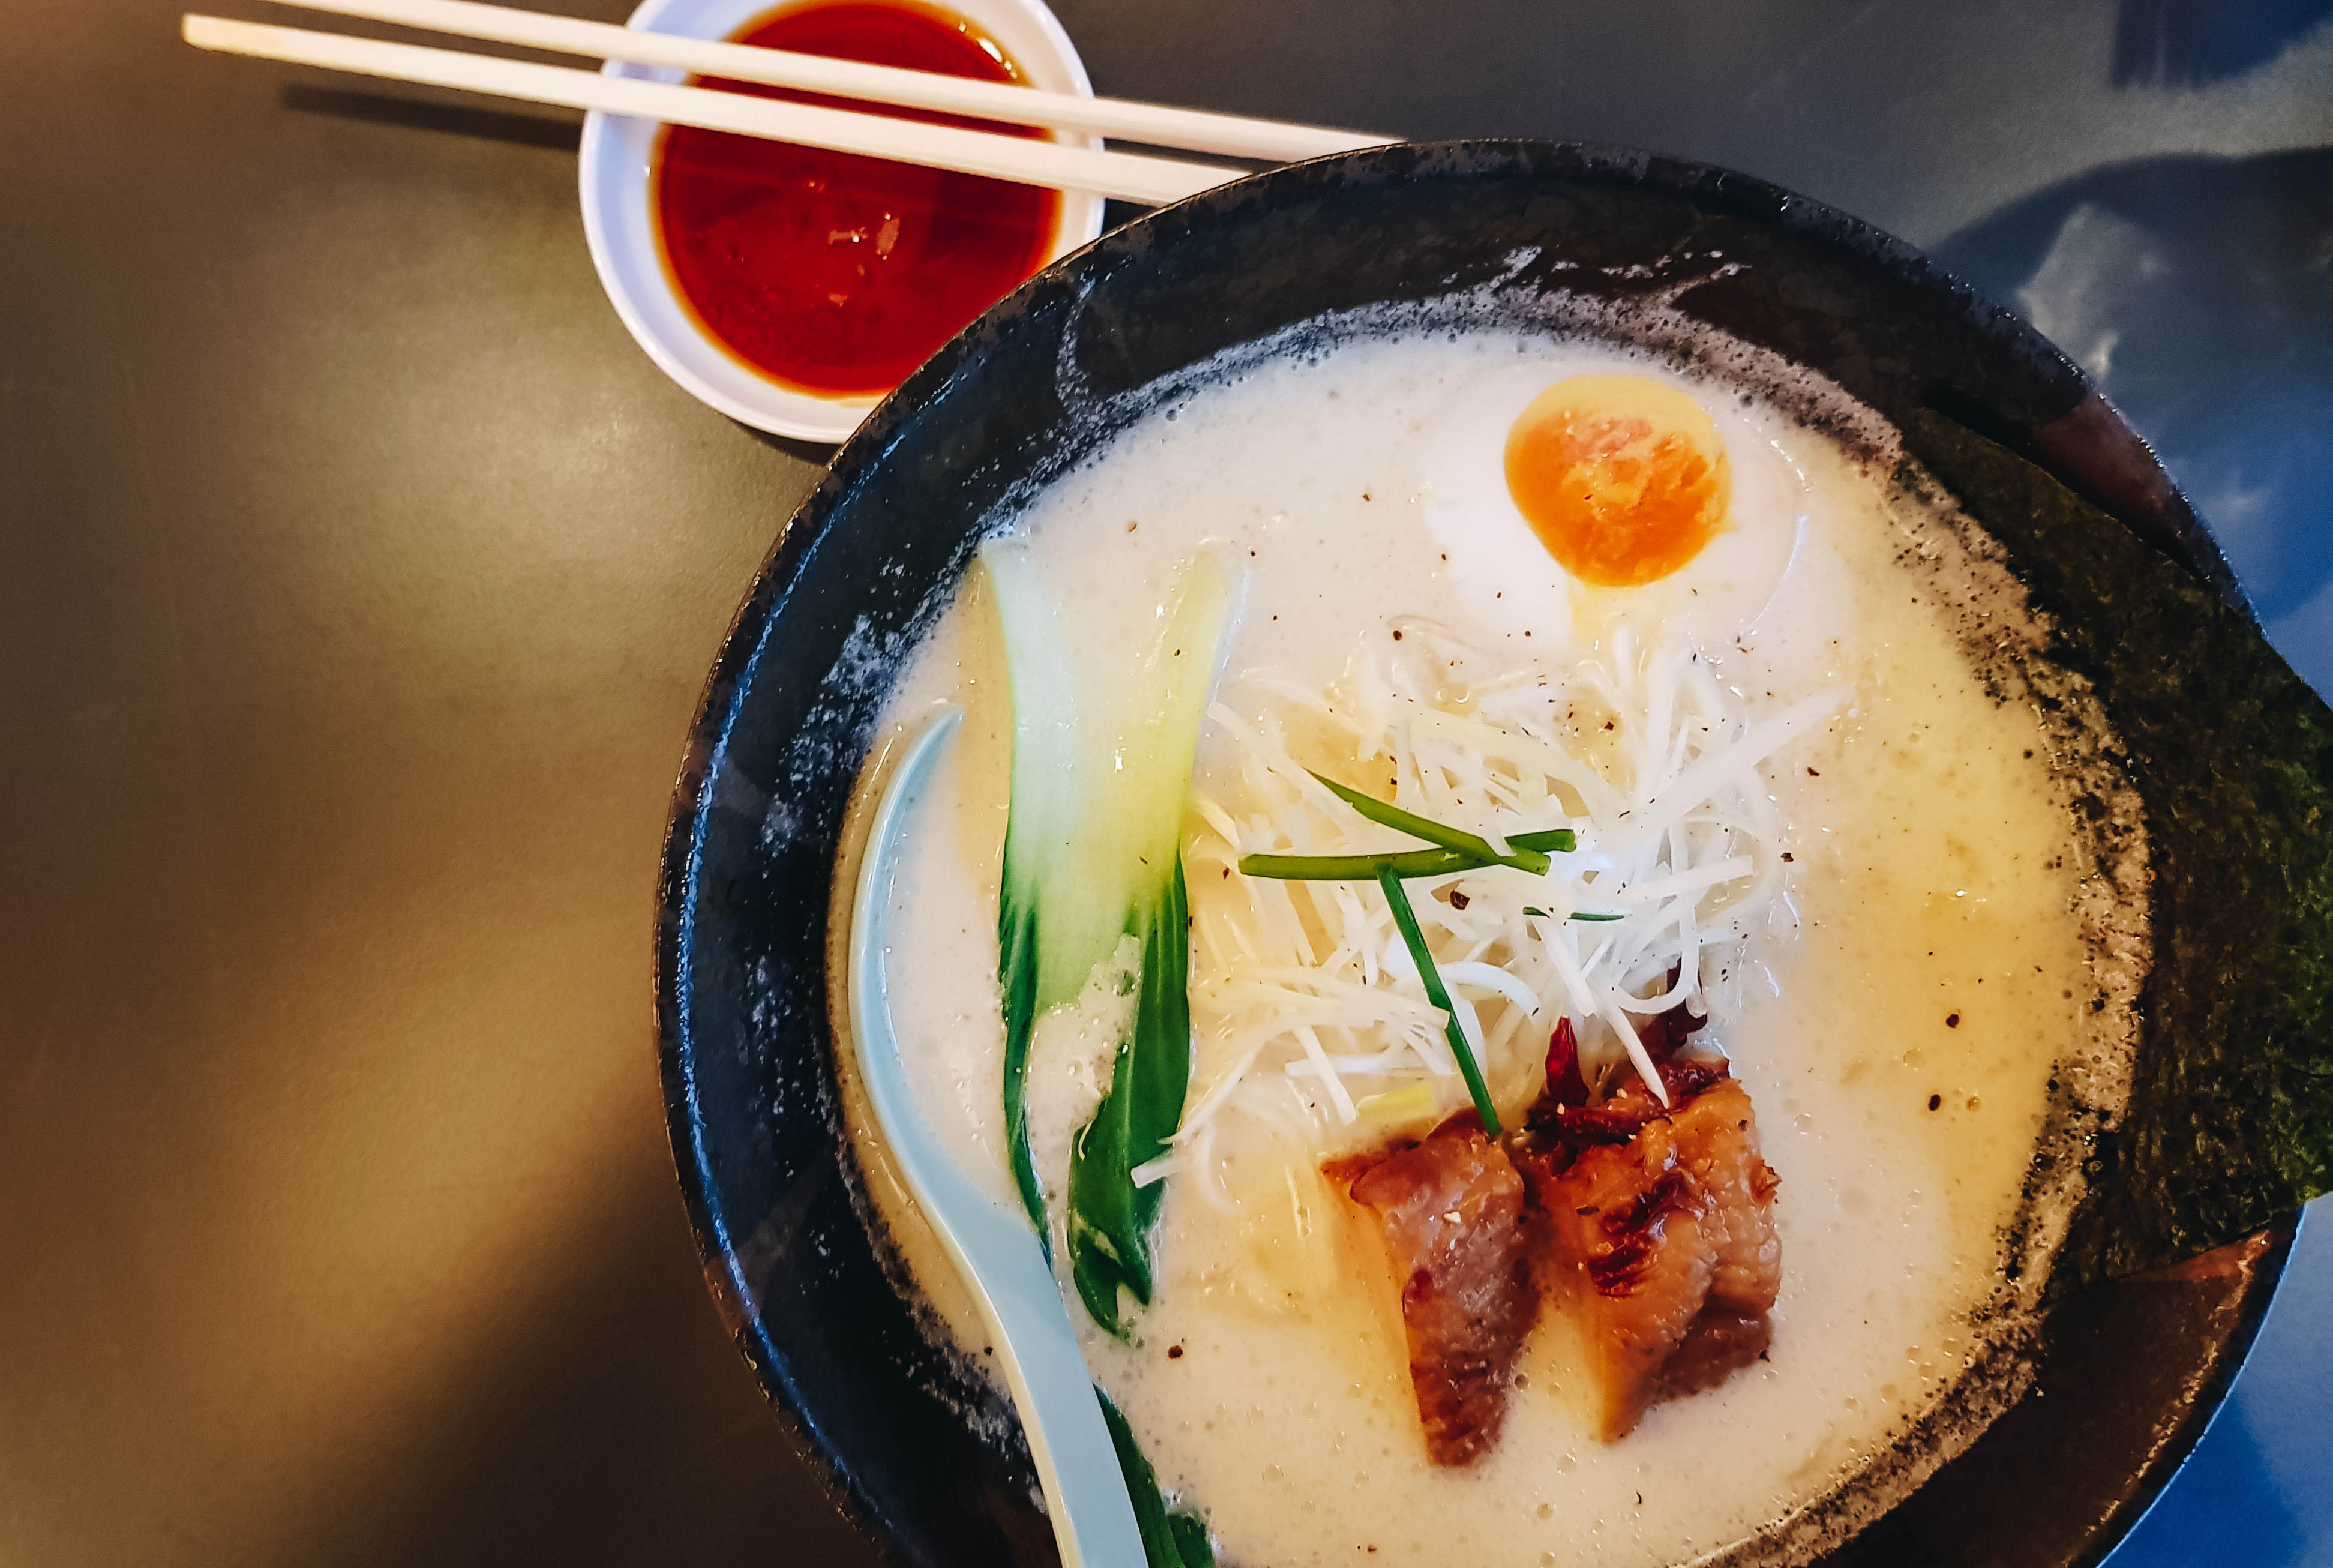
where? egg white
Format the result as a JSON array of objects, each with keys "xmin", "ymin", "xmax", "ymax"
[{"xmin": 1417, "ymin": 353, "xmax": 1810, "ymax": 659}]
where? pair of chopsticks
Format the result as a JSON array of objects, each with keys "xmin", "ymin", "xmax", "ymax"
[{"xmin": 182, "ymin": 0, "xmax": 1396, "ymax": 205}]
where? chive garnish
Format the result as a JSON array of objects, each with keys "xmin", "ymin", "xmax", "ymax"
[
  {"xmin": 1309, "ymin": 772, "xmax": 1560, "ymax": 874},
  {"xmin": 1523, "ymin": 906, "xmax": 1625, "ymax": 922},
  {"xmin": 1238, "ymin": 829, "xmax": 1575, "ymax": 882},
  {"xmin": 1378, "ymin": 865, "xmax": 1501, "ymax": 1134},
  {"xmin": 1242, "ymin": 849, "xmax": 1479, "ymax": 880},
  {"xmin": 1241, "ymin": 846, "xmax": 1512, "ymax": 881}
]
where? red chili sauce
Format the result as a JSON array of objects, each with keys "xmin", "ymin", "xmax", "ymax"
[{"xmin": 654, "ymin": 1, "xmax": 1063, "ymax": 397}]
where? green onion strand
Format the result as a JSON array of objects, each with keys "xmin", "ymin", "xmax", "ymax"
[
  {"xmin": 1311, "ymin": 773, "xmax": 1557, "ymax": 875},
  {"xmin": 1241, "ymin": 847, "xmax": 1497, "ymax": 880},
  {"xmin": 1377, "ymin": 865, "xmax": 1502, "ymax": 1135},
  {"xmin": 1238, "ymin": 830, "xmax": 1576, "ymax": 883}
]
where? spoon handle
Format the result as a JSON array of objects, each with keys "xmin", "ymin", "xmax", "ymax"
[{"xmin": 848, "ymin": 708, "xmax": 1149, "ymax": 1568}]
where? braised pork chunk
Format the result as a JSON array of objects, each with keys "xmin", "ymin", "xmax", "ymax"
[{"xmin": 1341, "ymin": 1116, "xmax": 1537, "ymax": 1465}]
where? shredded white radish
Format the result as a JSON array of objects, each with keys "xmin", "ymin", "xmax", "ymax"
[{"xmin": 1177, "ymin": 619, "xmax": 1846, "ymax": 1155}]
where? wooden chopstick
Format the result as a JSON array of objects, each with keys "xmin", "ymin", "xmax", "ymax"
[
  {"xmin": 262, "ymin": 0, "xmax": 1394, "ymax": 162},
  {"xmin": 182, "ymin": 14, "xmax": 1244, "ymax": 204}
]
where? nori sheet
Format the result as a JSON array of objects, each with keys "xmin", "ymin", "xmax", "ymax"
[{"xmin": 1900, "ymin": 410, "xmax": 2333, "ymax": 1289}]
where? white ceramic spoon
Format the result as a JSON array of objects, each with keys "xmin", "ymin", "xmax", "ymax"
[{"xmin": 846, "ymin": 706, "xmax": 1150, "ymax": 1568}]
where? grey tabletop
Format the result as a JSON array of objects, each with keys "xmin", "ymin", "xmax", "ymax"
[{"xmin": 3, "ymin": 2, "xmax": 2328, "ymax": 1564}]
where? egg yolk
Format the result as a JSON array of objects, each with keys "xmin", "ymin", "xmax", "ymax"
[{"xmin": 1503, "ymin": 376, "xmax": 1732, "ymax": 587}]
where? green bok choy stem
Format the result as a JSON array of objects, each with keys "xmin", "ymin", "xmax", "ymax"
[
  {"xmin": 1064, "ymin": 556, "xmax": 1236, "ymax": 1336},
  {"xmin": 983, "ymin": 542, "xmax": 1238, "ymax": 1335}
]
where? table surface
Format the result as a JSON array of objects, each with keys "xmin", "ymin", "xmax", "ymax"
[{"xmin": 4, "ymin": 2, "xmax": 2328, "ymax": 1564}]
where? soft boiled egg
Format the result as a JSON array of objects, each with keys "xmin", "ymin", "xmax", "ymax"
[
  {"xmin": 1506, "ymin": 376, "xmax": 1731, "ymax": 587},
  {"xmin": 1418, "ymin": 356, "xmax": 1809, "ymax": 655}
]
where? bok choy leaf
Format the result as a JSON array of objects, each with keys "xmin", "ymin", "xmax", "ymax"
[
  {"xmin": 983, "ymin": 541, "xmax": 1110, "ymax": 1240},
  {"xmin": 1067, "ymin": 554, "xmax": 1237, "ymax": 1335},
  {"xmin": 1100, "ymin": 1385, "xmax": 1216, "ymax": 1568},
  {"xmin": 1069, "ymin": 856, "xmax": 1192, "ymax": 1333},
  {"xmin": 982, "ymin": 543, "xmax": 1239, "ymax": 1330}
]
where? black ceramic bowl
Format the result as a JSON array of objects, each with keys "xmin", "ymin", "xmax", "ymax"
[{"xmin": 654, "ymin": 142, "xmax": 2291, "ymax": 1568}]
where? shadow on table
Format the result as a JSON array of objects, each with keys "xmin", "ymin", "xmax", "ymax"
[
  {"xmin": 281, "ymin": 82, "xmax": 584, "ymax": 153},
  {"xmin": 250, "ymin": 1131, "xmax": 878, "ymax": 1567},
  {"xmin": 1931, "ymin": 146, "xmax": 2333, "ymax": 697},
  {"xmin": 743, "ymin": 424, "xmax": 845, "ymax": 466}
]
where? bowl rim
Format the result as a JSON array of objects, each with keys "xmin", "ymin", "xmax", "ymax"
[
  {"xmin": 577, "ymin": 0, "xmax": 1108, "ymax": 443},
  {"xmin": 652, "ymin": 136, "xmax": 2284, "ymax": 1567}
]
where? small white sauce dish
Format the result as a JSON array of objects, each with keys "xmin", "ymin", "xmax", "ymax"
[{"xmin": 577, "ymin": 0, "xmax": 1106, "ymax": 444}]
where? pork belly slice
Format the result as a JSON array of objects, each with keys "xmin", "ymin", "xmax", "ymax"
[
  {"xmin": 1514, "ymin": 1017, "xmax": 1782, "ymax": 1439},
  {"xmin": 1531, "ymin": 1116, "xmax": 1712, "ymax": 1438},
  {"xmin": 1672, "ymin": 1078, "xmax": 1783, "ymax": 1316},
  {"xmin": 1339, "ymin": 1115, "xmax": 1537, "ymax": 1466},
  {"xmin": 1657, "ymin": 1311, "xmax": 1773, "ymax": 1402}
]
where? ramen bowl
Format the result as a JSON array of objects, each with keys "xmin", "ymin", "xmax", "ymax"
[{"xmin": 653, "ymin": 142, "xmax": 2294, "ymax": 1568}]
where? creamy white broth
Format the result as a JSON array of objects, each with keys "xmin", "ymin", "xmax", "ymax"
[{"xmin": 835, "ymin": 323, "xmax": 2134, "ymax": 1567}]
